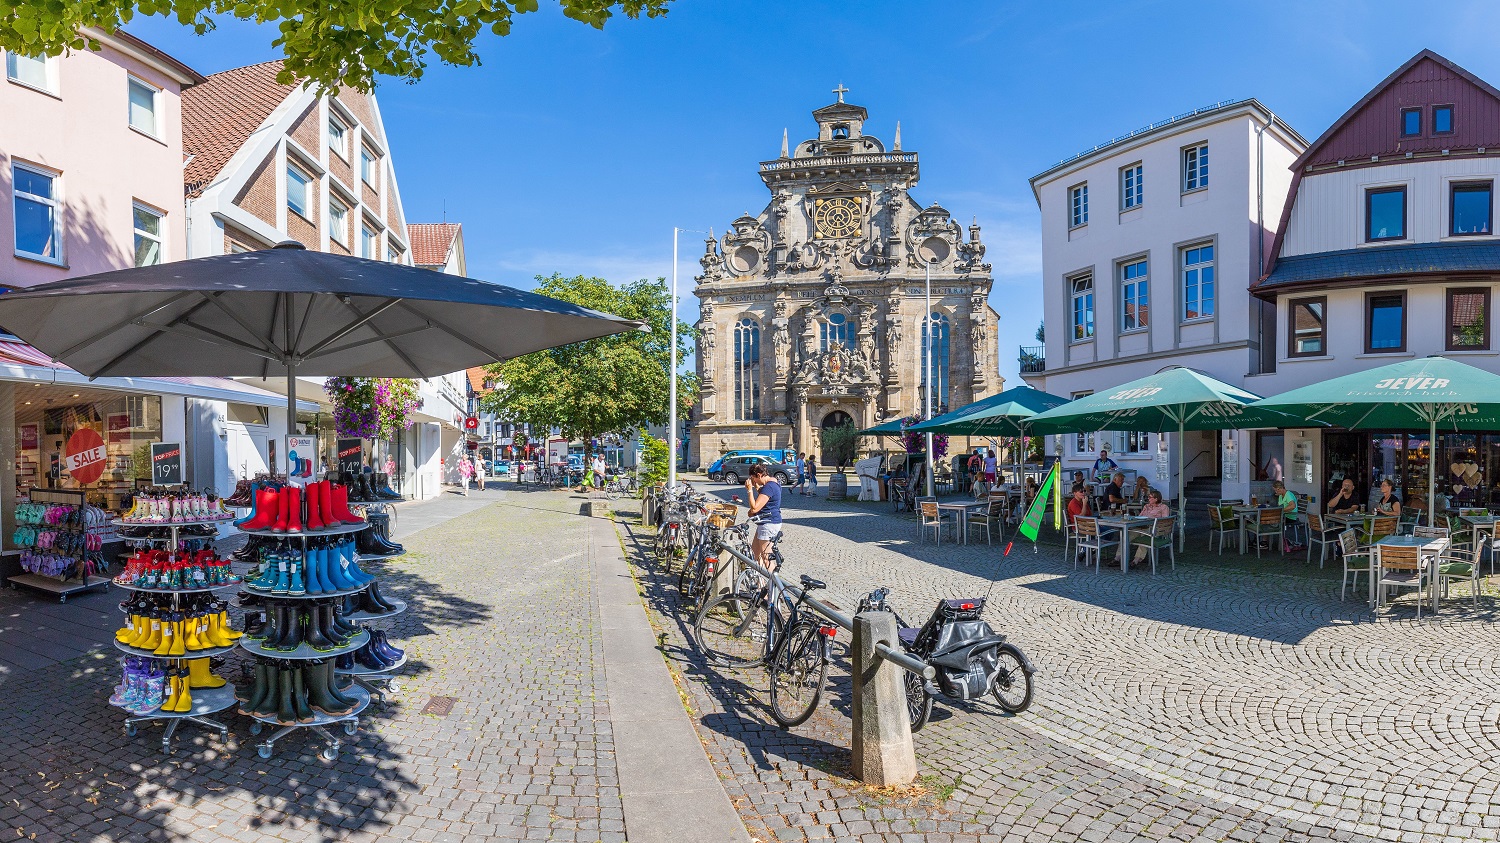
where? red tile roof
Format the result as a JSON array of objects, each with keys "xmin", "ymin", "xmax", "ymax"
[
  {"xmin": 408, "ymin": 223, "xmax": 462, "ymax": 268},
  {"xmin": 182, "ymin": 61, "xmax": 294, "ymax": 198},
  {"xmin": 466, "ymin": 366, "xmax": 493, "ymax": 394}
]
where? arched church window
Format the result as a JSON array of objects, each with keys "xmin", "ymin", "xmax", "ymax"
[
  {"xmin": 920, "ymin": 312, "xmax": 951, "ymax": 411},
  {"xmin": 733, "ymin": 319, "xmax": 761, "ymax": 421},
  {"xmin": 820, "ymin": 312, "xmax": 850, "ymax": 351}
]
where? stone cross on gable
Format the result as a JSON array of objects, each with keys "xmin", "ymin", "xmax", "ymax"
[{"xmin": 833, "ymin": 83, "xmax": 849, "ymax": 103}]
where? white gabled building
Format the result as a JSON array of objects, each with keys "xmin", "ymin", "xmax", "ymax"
[{"xmin": 1023, "ymin": 99, "xmax": 1306, "ymax": 507}]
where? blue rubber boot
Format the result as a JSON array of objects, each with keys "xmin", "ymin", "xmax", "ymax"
[
  {"xmin": 287, "ymin": 551, "xmax": 306, "ymax": 596},
  {"xmin": 303, "ymin": 545, "xmax": 324, "ymax": 595},
  {"xmin": 271, "ymin": 551, "xmax": 290, "ymax": 595}
]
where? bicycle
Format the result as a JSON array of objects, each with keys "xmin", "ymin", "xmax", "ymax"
[{"xmin": 692, "ymin": 523, "xmax": 836, "ymax": 727}]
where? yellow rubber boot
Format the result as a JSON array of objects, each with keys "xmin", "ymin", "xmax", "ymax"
[
  {"xmin": 214, "ymin": 611, "xmax": 243, "ymax": 642},
  {"xmin": 166, "ymin": 619, "xmax": 187, "ymax": 657},
  {"xmin": 186, "ymin": 657, "xmax": 226, "ymax": 689},
  {"xmin": 116, "ymin": 614, "xmax": 140, "ymax": 643},
  {"xmin": 169, "ymin": 671, "xmax": 193, "ymax": 712},
  {"xmin": 153, "ymin": 618, "xmax": 176, "ymax": 656},
  {"xmin": 138, "ymin": 615, "xmax": 162, "ymax": 651}
]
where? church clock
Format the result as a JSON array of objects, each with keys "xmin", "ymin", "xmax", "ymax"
[{"xmin": 812, "ymin": 196, "xmax": 863, "ymax": 239}]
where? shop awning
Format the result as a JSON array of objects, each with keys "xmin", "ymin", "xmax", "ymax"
[{"xmin": 0, "ymin": 338, "xmax": 319, "ymax": 411}]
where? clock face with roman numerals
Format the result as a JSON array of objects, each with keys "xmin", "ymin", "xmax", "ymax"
[{"xmin": 812, "ymin": 196, "xmax": 862, "ymax": 239}]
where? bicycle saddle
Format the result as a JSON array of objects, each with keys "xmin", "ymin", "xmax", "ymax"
[{"xmin": 799, "ymin": 575, "xmax": 827, "ymax": 591}]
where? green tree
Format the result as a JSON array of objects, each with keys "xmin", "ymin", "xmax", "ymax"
[
  {"xmin": 482, "ymin": 273, "xmax": 695, "ymax": 461},
  {"xmin": 638, "ymin": 429, "xmax": 669, "ymax": 488},
  {"xmin": 5, "ymin": 0, "xmax": 672, "ymax": 92},
  {"xmin": 820, "ymin": 423, "xmax": 859, "ymax": 470}
]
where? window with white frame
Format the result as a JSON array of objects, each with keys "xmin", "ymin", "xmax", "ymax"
[
  {"xmin": 1069, "ymin": 183, "xmax": 1089, "ymax": 227},
  {"xmin": 1070, "ymin": 274, "xmax": 1095, "ymax": 341},
  {"xmin": 360, "ymin": 148, "xmax": 377, "ymax": 186},
  {"xmin": 6, "ymin": 52, "xmax": 52, "ymax": 92},
  {"xmin": 13, "ymin": 163, "xmax": 60, "ymax": 261},
  {"xmin": 359, "ymin": 225, "xmax": 377, "ymax": 258},
  {"xmin": 328, "ymin": 117, "xmax": 348, "ymax": 158},
  {"xmin": 820, "ymin": 311, "xmax": 851, "ymax": 351},
  {"xmin": 1121, "ymin": 163, "xmax": 1143, "ymax": 209},
  {"xmin": 127, "ymin": 76, "xmax": 159, "ymax": 137},
  {"xmin": 328, "ymin": 199, "xmax": 348, "ymax": 245},
  {"xmin": 1072, "ymin": 391, "xmax": 1095, "ymax": 454},
  {"xmin": 1181, "ymin": 243, "xmax": 1215, "ymax": 320},
  {"xmin": 1120, "ymin": 259, "xmax": 1148, "ymax": 331},
  {"xmin": 132, "ymin": 204, "xmax": 164, "ymax": 267},
  {"xmin": 286, "ymin": 165, "xmax": 311, "ymax": 218},
  {"xmin": 1183, "ymin": 144, "xmax": 1209, "ymax": 191},
  {"xmin": 387, "ymin": 245, "xmax": 398, "ymax": 263},
  {"xmin": 1121, "ymin": 431, "xmax": 1149, "ymax": 454}
]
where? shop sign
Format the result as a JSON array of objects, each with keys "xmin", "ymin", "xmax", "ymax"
[
  {"xmin": 149, "ymin": 442, "xmax": 183, "ymax": 485},
  {"xmin": 1293, "ymin": 441, "xmax": 1314, "ymax": 484},
  {"xmin": 286, "ymin": 435, "xmax": 318, "ymax": 486},
  {"xmin": 107, "ymin": 413, "xmax": 131, "ymax": 444},
  {"xmin": 1155, "ymin": 434, "xmax": 1169, "ymax": 482},
  {"xmin": 65, "ymin": 428, "xmax": 107, "ymax": 486},
  {"xmin": 20, "ymin": 424, "xmax": 37, "ymax": 451},
  {"xmin": 1222, "ymin": 435, "xmax": 1240, "ymax": 484},
  {"xmin": 463, "ymin": 416, "xmax": 479, "ymax": 431},
  {"xmin": 336, "ymin": 438, "xmax": 364, "ymax": 478}
]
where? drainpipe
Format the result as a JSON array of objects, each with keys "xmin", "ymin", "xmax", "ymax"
[{"xmin": 1254, "ymin": 115, "xmax": 1269, "ymax": 375}]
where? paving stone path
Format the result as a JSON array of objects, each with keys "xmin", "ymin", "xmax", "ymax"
[
  {"xmin": 621, "ymin": 484, "xmax": 1500, "ymax": 843},
  {"xmin": 0, "ymin": 489, "xmax": 624, "ymax": 843}
]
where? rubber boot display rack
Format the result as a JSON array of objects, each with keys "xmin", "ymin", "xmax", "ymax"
[
  {"xmin": 109, "ymin": 514, "xmax": 244, "ymax": 754},
  {"xmin": 234, "ymin": 479, "xmax": 406, "ymax": 760}
]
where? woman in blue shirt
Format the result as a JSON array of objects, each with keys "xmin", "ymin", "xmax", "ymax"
[{"xmin": 745, "ymin": 463, "xmax": 783, "ymax": 569}]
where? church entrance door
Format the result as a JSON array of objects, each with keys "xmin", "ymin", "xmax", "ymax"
[{"xmin": 819, "ymin": 410, "xmax": 854, "ymax": 467}]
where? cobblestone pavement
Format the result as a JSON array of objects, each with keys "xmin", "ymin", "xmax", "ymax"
[
  {"xmin": 620, "ymin": 483, "xmax": 1500, "ymax": 843},
  {"xmin": 0, "ymin": 488, "xmax": 624, "ymax": 843}
]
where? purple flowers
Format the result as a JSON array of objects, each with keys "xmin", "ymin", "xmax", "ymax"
[
  {"xmin": 900, "ymin": 415, "xmax": 948, "ymax": 460},
  {"xmin": 325, "ymin": 377, "xmax": 422, "ymax": 439}
]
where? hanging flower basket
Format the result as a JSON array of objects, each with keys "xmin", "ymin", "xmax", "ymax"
[
  {"xmin": 899, "ymin": 415, "xmax": 948, "ymax": 460},
  {"xmin": 325, "ymin": 377, "xmax": 423, "ymax": 439}
]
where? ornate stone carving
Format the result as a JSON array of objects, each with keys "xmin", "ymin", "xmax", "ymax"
[
  {"xmin": 905, "ymin": 204, "xmax": 960, "ymax": 270},
  {"xmin": 722, "ymin": 214, "xmax": 772, "ymax": 278},
  {"xmin": 959, "ymin": 219, "xmax": 990, "ymax": 273},
  {"xmin": 772, "ymin": 318, "xmax": 791, "ymax": 378},
  {"xmin": 792, "ymin": 342, "xmax": 878, "ymax": 397}
]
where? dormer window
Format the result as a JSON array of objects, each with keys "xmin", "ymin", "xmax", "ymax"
[{"xmin": 831, "ymin": 124, "xmax": 849, "ymax": 140}]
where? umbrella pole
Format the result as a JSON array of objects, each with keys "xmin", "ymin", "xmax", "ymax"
[
  {"xmin": 286, "ymin": 363, "xmax": 297, "ymax": 470},
  {"xmin": 1430, "ymin": 415, "xmax": 1437, "ymax": 529},
  {"xmin": 1178, "ymin": 419, "xmax": 1186, "ymax": 551}
]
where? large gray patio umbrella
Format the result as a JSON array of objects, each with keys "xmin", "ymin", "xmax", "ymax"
[{"xmin": 0, "ymin": 242, "xmax": 643, "ymax": 434}]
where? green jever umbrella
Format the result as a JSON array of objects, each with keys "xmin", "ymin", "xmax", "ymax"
[
  {"xmin": 1025, "ymin": 367, "xmax": 1310, "ymax": 548},
  {"xmin": 909, "ymin": 385, "xmax": 1070, "ymax": 485},
  {"xmin": 857, "ymin": 418, "xmax": 908, "ymax": 436},
  {"xmin": 1252, "ymin": 356, "xmax": 1500, "ymax": 525}
]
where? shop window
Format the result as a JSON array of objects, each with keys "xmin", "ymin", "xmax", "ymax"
[
  {"xmin": 1448, "ymin": 288, "xmax": 1490, "ymax": 350},
  {"xmin": 1366, "ymin": 292, "xmax": 1406, "ymax": 353},
  {"xmin": 1288, "ymin": 296, "xmax": 1326, "ymax": 357},
  {"xmin": 16, "ymin": 389, "xmax": 163, "ymax": 510}
]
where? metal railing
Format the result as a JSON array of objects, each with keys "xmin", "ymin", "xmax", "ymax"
[
  {"xmin": 1018, "ymin": 345, "xmax": 1045, "ymax": 374},
  {"xmin": 716, "ymin": 543, "xmax": 934, "ymax": 679},
  {"xmin": 759, "ymin": 151, "xmax": 919, "ymax": 172}
]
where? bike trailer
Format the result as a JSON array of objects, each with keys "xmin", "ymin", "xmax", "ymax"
[{"xmin": 922, "ymin": 599, "xmax": 1009, "ymax": 700}]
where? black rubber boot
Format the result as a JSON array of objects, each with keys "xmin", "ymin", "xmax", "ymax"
[
  {"xmin": 272, "ymin": 604, "xmax": 304, "ymax": 652},
  {"xmin": 364, "ymin": 582, "xmax": 397, "ymax": 612},
  {"xmin": 327, "ymin": 600, "xmax": 357, "ymax": 638},
  {"xmin": 303, "ymin": 603, "xmax": 336, "ymax": 651},
  {"xmin": 305, "ymin": 659, "xmax": 358, "ymax": 715},
  {"xmin": 276, "ymin": 667, "xmax": 297, "ymax": 724},
  {"xmin": 238, "ymin": 661, "xmax": 269, "ymax": 707},
  {"xmin": 291, "ymin": 668, "xmax": 317, "ymax": 723},
  {"xmin": 250, "ymin": 664, "xmax": 281, "ymax": 719}
]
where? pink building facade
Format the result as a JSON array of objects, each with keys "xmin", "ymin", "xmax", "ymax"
[{"xmin": 0, "ymin": 29, "xmax": 201, "ymax": 289}]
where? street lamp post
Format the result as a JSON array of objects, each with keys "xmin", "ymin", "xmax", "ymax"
[
  {"xmin": 668, "ymin": 227, "xmax": 680, "ymax": 491},
  {"xmin": 924, "ymin": 258, "xmax": 935, "ymax": 498}
]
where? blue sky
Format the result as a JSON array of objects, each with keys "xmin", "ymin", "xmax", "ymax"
[{"xmin": 128, "ymin": 0, "xmax": 1500, "ymax": 385}]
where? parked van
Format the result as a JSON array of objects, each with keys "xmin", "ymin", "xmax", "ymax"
[{"xmin": 706, "ymin": 448, "xmax": 797, "ymax": 480}]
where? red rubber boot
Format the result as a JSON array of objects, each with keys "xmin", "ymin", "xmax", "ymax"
[
  {"xmin": 284, "ymin": 486, "xmax": 304, "ymax": 533},
  {"xmin": 304, "ymin": 480, "xmax": 326, "ymax": 531},
  {"xmin": 270, "ymin": 486, "xmax": 291, "ymax": 533},
  {"xmin": 239, "ymin": 488, "xmax": 279, "ymax": 531},
  {"xmin": 329, "ymin": 482, "xmax": 365, "ymax": 526}
]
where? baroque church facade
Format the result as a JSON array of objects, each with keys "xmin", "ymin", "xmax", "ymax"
[{"xmin": 691, "ymin": 91, "xmax": 1002, "ymax": 466}]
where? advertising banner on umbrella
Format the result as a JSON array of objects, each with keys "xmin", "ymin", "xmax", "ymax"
[{"xmin": 1019, "ymin": 462, "xmax": 1059, "ymax": 542}]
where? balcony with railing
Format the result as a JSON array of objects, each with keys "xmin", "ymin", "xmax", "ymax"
[{"xmin": 1018, "ymin": 345, "xmax": 1045, "ymax": 375}]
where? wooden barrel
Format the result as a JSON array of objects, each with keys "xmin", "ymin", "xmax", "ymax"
[{"xmin": 828, "ymin": 472, "xmax": 848, "ymax": 501}]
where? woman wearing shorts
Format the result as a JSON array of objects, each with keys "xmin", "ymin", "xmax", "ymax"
[{"xmin": 744, "ymin": 463, "xmax": 783, "ymax": 568}]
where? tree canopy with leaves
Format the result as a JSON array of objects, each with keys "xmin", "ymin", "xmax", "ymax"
[
  {"xmin": 482, "ymin": 273, "xmax": 695, "ymax": 454},
  {"xmin": 4, "ymin": 0, "xmax": 672, "ymax": 92}
]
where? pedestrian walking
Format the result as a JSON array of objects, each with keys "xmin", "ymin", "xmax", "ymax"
[
  {"xmin": 459, "ymin": 455, "xmax": 474, "ymax": 495},
  {"xmin": 793, "ymin": 452, "xmax": 807, "ymax": 495},
  {"xmin": 803, "ymin": 454, "xmax": 818, "ymax": 496}
]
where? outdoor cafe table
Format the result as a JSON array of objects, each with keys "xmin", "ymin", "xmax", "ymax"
[
  {"xmin": 1095, "ymin": 513, "xmax": 1152, "ymax": 573},
  {"xmin": 936, "ymin": 501, "xmax": 990, "ymax": 545},
  {"xmin": 1233, "ymin": 505, "xmax": 1282, "ymax": 554},
  {"xmin": 1372, "ymin": 534, "xmax": 1449, "ymax": 611}
]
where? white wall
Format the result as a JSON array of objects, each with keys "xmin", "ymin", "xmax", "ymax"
[{"xmin": 1281, "ymin": 157, "xmax": 1500, "ymax": 257}]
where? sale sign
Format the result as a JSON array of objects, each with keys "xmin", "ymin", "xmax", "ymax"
[{"xmin": 65, "ymin": 427, "xmax": 107, "ymax": 485}]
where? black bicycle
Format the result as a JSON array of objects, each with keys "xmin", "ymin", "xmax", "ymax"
[{"xmin": 692, "ymin": 524, "xmax": 835, "ymax": 727}]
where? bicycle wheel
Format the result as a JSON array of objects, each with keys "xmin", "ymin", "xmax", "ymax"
[
  {"xmin": 677, "ymin": 545, "xmax": 703, "ymax": 598},
  {"xmin": 991, "ymin": 643, "xmax": 1034, "ymax": 713},
  {"xmin": 904, "ymin": 669, "xmax": 934, "ymax": 732},
  {"xmin": 693, "ymin": 592, "xmax": 769, "ymax": 668},
  {"xmin": 768, "ymin": 622, "xmax": 828, "ymax": 728}
]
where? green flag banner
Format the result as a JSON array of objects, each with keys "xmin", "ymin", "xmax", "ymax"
[{"xmin": 1019, "ymin": 462, "xmax": 1059, "ymax": 542}]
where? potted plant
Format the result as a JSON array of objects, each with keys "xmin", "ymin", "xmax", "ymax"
[{"xmin": 819, "ymin": 423, "xmax": 859, "ymax": 500}]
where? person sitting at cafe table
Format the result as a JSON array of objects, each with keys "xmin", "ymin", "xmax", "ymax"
[
  {"xmin": 1271, "ymin": 481, "xmax": 1307, "ymax": 550},
  {"xmin": 1093, "ymin": 449, "xmax": 1118, "ymax": 476},
  {"xmin": 1120, "ymin": 490, "xmax": 1172, "ymax": 567},
  {"xmin": 1130, "ymin": 475, "xmax": 1151, "ymax": 504},
  {"xmin": 1374, "ymin": 479, "xmax": 1401, "ymax": 516},
  {"xmin": 1104, "ymin": 472, "xmax": 1128, "ymax": 510},
  {"xmin": 1325, "ymin": 477, "xmax": 1361, "ymax": 515},
  {"xmin": 1067, "ymin": 483, "xmax": 1093, "ymax": 562}
]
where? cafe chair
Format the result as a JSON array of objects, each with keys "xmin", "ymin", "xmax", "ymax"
[
  {"xmin": 1073, "ymin": 516, "xmax": 1118, "ymax": 572},
  {"xmin": 1247, "ymin": 508, "xmax": 1285, "ymax": 557},
  {"xmin": 1208, "ymin": 504, "xmax": 1236, "ymax": 555},
  {"xmin": 1337, "ymin": 530, "xmax": 1371, "ymax": 603},
  {"xmin": 889, "ymin": 479, "xmax": 913, "ymax": 513},
  {"xmin": 1306, "ymin": 513, "xmax": 1343, "ymax": 568},
  {"xmin": 1218, "ymin": 498, "xmax": 1245, "ymax": 505},
  {"xmin": 1127, "ymin": 516, "xmax": 1176, "ymax": 575},
  {"xmin": 966, "ymin": 499, "xmax": 1003, "ymax": 545},
  {"xmin": 1398, "ymin": 509, "xmax": 1423, "ymax": 535},
  {"xmin": 1412, "ymin": 525, "xmax": 1450, "ymax": 540},
  {"xmin": 1361, "ymin": 516, "xmax": 1398, "ymax": 547},
  {"xmin": 1375, "ymin": 543, "xmax": 1430, "ymax": 617},
  {"xmin": 917, "ymin": 499, "xmax": 951, "ymax": 544},
  {"xmin": 1435, "ymin": 541, "xmax": 1483, "ymax": 610}
]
